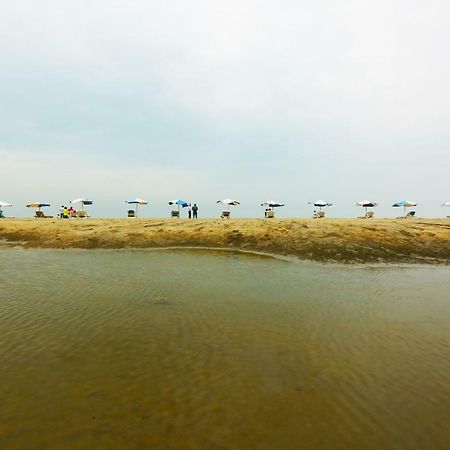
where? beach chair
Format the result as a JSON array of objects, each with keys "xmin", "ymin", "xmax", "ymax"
[
  {"xmin": 318, "ymin": 210, "xmax": 325, "ymax": 218},
  {"xmin": 77, "ymin": 210, "xmax": 88, "ymax": 218},
  {"xmin": 35, "ymin": 210, "xmax": 53, "ymax": 219},
  {"xmin": 366, "ymin": 211, "xmax": 374, "ymax": 219},
  {"xmin": 221, "ymin": 211, "xmax": 231, "ymax": 219},
  {"xmin": 128, "ymin": 209, "xmax": 135, "ymax": 218},
  {"xmin": 171, "ymin": 210, "xmax": 180, "ymax": 218},
  {"xmin": 265, "ymin": 210, "xmax": 275, "ymax": 218},
  {"xmin": 406, "ymin": 211, "xmax": 416, "ymax": 218}
]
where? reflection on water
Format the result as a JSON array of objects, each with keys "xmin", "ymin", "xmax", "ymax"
[{"xmin": 0, "ymin": 249, "xmax": 449, "ymax": 449}]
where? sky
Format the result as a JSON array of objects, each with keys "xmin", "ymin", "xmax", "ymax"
[{"xmin": 1, "ymin": 0, "xmax": 449, "ymax": 218}]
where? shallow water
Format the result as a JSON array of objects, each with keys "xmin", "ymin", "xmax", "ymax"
[{"xmin": 0, "ymin": 249, "xmax": 449, "ymax": 450}]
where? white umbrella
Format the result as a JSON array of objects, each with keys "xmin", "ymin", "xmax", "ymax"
[
  {"xmin": 441, "ymin": 202, "xmax": 450, "ymax": 207},
  {"xmin": 70, "ymin": 198, "xmax": 93, "ymax": 211},
  {"xmin": 26, "ymin": 202, "xmax": 51, "ymax": 210},
  {"xmin": 309, "ymin": 200, "xmax": 332, "ymax": 211},
  {"xmin": 0, "ymin": 201, "xmax": 12, "ymax": 217},
  {"xmin": 356, "ymin": 200, "xmax": 378, "ymax": 214},
  {"xmin": 217, "ymin": 199, "xmax": 240, "ymax": 211},
  {"xmin": 126, "ymin": 198, "xmax": 148, "ymax": 217},
  {"xmin": 261, "ymin": 201, "xmax": 285, "ymax": 209}
]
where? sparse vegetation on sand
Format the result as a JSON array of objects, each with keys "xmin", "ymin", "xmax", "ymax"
[{"xmin": 1, "ymin": 218, "xmax": 449, "ymax": 264}]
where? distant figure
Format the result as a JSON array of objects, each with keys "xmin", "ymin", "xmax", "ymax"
[
  {"xmin": 0, "ymin": 210, "xmax": 4, "ymax": 219},
  {"xmin": 188, "ymin": 205, "xmax": 192, "ymax": 219},
  {"xmin": 63, "ymin": 206, "xmax": 69, "ymax": 219},
  {"xmin": 192, "ymin": 204, "xmax": 198, "ymax": 218},
  {"xmin": 59, "ymin": 206, "xmax": 65, "ymax": 219}
]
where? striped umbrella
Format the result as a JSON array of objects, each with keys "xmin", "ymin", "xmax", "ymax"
[
  {"xmin": 126, "ymin": 198, "xmax": 148, "ymax": 217},
  {"xmin": 356, "ymin": 200, "xmax": 378, "ymax": 214},
  {"xmin": 392, "ymin": 200, "xmax": 417, "ymax": 216}
]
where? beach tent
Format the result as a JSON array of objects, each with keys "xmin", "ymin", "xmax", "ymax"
[
  {"xmin": 261, "ymin": 201, "xmax": 285, "ymax": 209},
  {"xmin": 309, "ymin": 200, "xmax": 332, "ymax": 211},
  {"xmin": 26, "ymin": 202, "xmax": 51, "ymax": 210},
  {"xmin": 392, "ymin": 200, "xmax": 417, "ymax": 217},
  {"xmin": 70, "ymin": 198, "xmax": 93, "ymax": 211},
  {"xmin": 126, "ymin": 198, "xmax": 148, "ymax": 217},
  {"xmin": 356, "ymin": 200, "xmax": 378, "ymax": 215}
]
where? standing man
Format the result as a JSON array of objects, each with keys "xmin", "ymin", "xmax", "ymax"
[
  {"xmin": 188, "ymin": 204, "xmax": 192, "ymax": 219},
  {"xmin": 192, "ymin": 204, "xmax": 198, "ymax": 219}
]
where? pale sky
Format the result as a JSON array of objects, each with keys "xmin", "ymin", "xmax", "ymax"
[{"xmin": 1, "ymin": 0, "xmax": 449, "ymax": 218}]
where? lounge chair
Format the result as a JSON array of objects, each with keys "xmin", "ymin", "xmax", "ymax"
[
  {"xmin": 128, "ymin": 209, "xmax": 135, "ymax": 218},
  {"xmin": 366, "ymin": 211, "xmax": 374, "ymax": 219},
  {"xmin": 35, "ymin": 210, "xmax": 53, "ymax": 219},
  {"xmin": 265, "ymin": 210, "xmax": 275, "ymax": 218},
  {"xmin": 318, "ymin": 210, "xmax": 325, "ymax": 218},
  {"xmin": 171, "ymin": 210, "xmax": 180, "ymax": 218},
  {"xmin": 221, "ymin": 211, "xmax": 231, "ymax": 219},
  {"xmin": 77, "ymin": 210, "xmax": 89, "ymax": 218},
  {"xmin": 406, "ymin": 211, "xmax": 416, "ymax": 218}
]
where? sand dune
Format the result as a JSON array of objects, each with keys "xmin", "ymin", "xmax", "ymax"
[{"xmin": 1, "ymin": 218, "xmax": 449, "ymax": 264}]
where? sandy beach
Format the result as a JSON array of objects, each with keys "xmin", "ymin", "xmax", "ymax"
[{"xmin": 1, "ymin": 218, "xmax": 449, "ymax": 264}]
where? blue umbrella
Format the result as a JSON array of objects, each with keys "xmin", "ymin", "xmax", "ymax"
[
  {"xmin": 393, "ymin": 200, "xmax": 417, "ymax": 216},
  {"xmin": 169, "ymin": 199, "xmax": 190, "ymax": 210}
]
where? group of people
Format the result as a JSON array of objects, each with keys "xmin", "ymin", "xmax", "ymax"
[
  {"xmin": 187, "ymin": 204, "xmax": 199, "ymax": 219},
  {"xmin": 59, "ymin": 205, "xmax": 76, "ymax": 218}
]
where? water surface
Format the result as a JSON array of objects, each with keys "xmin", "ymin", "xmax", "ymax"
[{"xmin": 1, "ymin": 249, "xmax": 449, "ymax": 449}]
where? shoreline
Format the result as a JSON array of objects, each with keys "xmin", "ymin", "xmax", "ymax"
[{"xmin": 0, "ymin": 218, "xmax": 449, "ymax": 264}]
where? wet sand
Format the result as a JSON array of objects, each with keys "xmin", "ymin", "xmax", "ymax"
[{"xmin": 1, "ymin": 218, "xmax": 449, "ymax": 264}]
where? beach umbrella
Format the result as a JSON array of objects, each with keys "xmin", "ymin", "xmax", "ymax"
[
  {"xmin": 356, "ymin": 200, "xmax": 378, "ymax": 214},
  {"xmin": 168, "ymin": 199, "xmax": 190, "ymax": 212},
  {"xmin": 217, "ymin": 199, "xmax": 240, "ymax": 211},
  {"xmin": 126, "ymin": 198, "xmax": 148, "ymax": 217},
  {"xmin": 309, "ymin": 200, "xmax": 332, "ymax": 211},
  {"xmin": 70, "ymin": 198, "xmax": 93, "ymax": 211},
  {"xmin": 26, "ymin": 202, "xmax": 51, "ymax": 211},
  {"xmin": 261, "ymin": 201, "xmax": 285, "ymax": 209},
  {"xmin": 0, "ymin": 201, "xmax": 12, "ymax": 209},
  {"xmin": 392, "ymin": 200, "xmax": 417, "ymax": 216},
  {"xmin": 0, "ymin": 201, "xmax": 12, "ymax": 217}
]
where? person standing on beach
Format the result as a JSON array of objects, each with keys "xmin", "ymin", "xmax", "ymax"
[
  {"xmin": 192, "ymin": 204, "xmax": 198, "ymax": 218},
  {"xmin": 188, "ymin": 205, "xmax": 192, "ymax": 219}
]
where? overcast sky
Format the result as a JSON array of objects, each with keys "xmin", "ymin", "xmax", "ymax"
[{"xmin": 1, "ymin": 0, "xmax": 449, "ymax": 218}]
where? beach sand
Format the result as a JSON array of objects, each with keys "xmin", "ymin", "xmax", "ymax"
[{"xmin": 1, "ymin": 218, "xmax": 449, "ymax": 264}]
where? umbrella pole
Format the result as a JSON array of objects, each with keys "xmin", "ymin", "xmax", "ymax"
[{"xmin": 136, "ymin": 203, "xmax": 139, "ymax": 218}]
